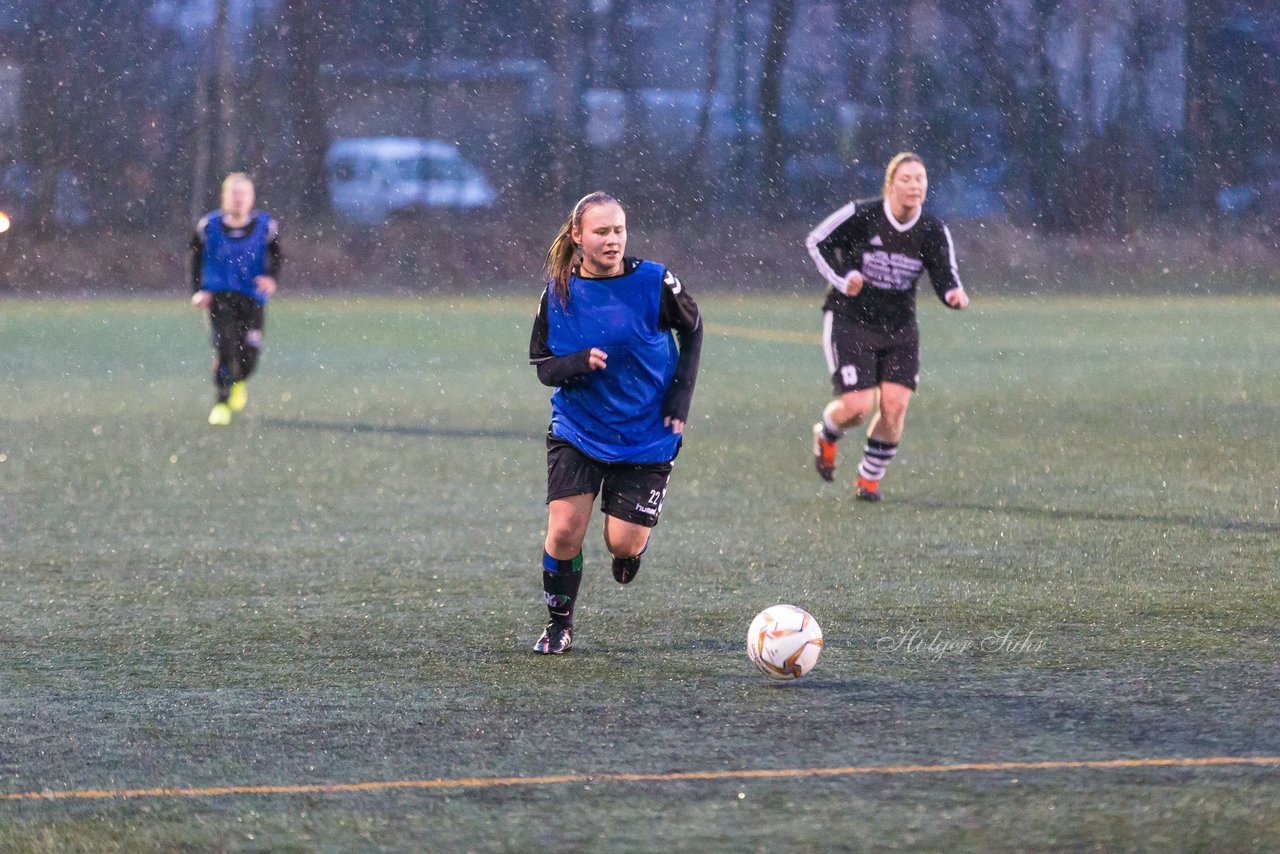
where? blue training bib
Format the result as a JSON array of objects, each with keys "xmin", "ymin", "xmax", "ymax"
[
  {"xmin": 200, "ymin": 211, "xmax": 273, "ymax": 304},
  {"xmin": 546, "ymin": 260, "xmax": 680, "ymax": 464}
]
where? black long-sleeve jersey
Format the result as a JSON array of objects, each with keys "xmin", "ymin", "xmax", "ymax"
[
  {"xmin": 189, "ymin": 213, "xmax": 283, "ymax": 293},
  {"xmin": 529, "ymin": 257, "xmax": 703, "ymax": 423},
  {"xmin": 805, "ymin": 197, "xmax": 964, "ymax": 332}
]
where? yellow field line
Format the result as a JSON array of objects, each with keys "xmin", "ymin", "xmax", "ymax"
[
  {"xmin": 4, "ymin": 756, "xmax": 1278, "ymax": 803},
  {"xmin": 706, "ymin": 322, "xmax": 819, "ymax": 345}
]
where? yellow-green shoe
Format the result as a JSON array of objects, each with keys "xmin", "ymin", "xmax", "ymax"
[
  {"xmin": 227, "ymin": 381, "xmax": 248, "ymax": 412},
  {"xmin": 208, "ymin": 402, "xmax": 232, "ymax": 426}
]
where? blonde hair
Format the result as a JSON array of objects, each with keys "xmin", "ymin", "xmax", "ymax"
[
  {"xmin": 221, "ymin": 172, "xmax": 253, "ymax": 194},
  {"xmin": 544, "ymin": 191, "xmax": 621, "ymax": 306},
  {"xmin": 220, "ymin": 172, "xmax": 254, "ymax": 213},
  {"xmin": 883, "ymin": 152, "xmax": 925, "ymax": 197}
]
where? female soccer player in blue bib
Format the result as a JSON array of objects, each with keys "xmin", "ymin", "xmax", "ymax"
[
  {"xmin": 528, "ymin": 192, "xmax": 703, "ymax": 654},
  {"xmin": 806, "ymin": 152, "xmax": 969, "ymax": 501},
  {"xmin": 190, "ymin": 173, "xmax": 281, "ymax": 425}
]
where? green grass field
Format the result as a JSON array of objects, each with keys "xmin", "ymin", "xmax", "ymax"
[{"xmin": 2, "ymin": 293, "xmax": 1278, "ymax": 851}]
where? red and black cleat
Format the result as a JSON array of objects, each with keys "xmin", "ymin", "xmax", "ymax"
[
  {"xmin": 855, "ymin": 477, "xmax": 883, "ymax": 502},
  {"xmin": 813, "ymin": 423, "xmax": 837, "ymax": 482}
]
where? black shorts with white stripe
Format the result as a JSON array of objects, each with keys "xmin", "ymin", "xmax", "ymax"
[{"xmin": 822, "ymin": 311, "xmax": 919, "ymax": 395}]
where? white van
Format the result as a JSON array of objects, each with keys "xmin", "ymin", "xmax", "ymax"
[{"xmin": 325, "ymin": 137, "xmax": 498, "ymax": 225}]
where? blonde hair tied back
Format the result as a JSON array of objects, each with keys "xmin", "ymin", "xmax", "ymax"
[{"xmin": 544, "ymin": 191, "xmax": 621, "ymax": 306}]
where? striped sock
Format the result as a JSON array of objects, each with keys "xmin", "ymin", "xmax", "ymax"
[
  {"xmin": 857, "ymin": 439, "xmax": 898, "ymax": 483},
  {"xmin": 542, "ymin": 551, "xmax": 583, "ymax": 626}
]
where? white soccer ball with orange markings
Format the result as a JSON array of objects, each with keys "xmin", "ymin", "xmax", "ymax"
[{"xmin": 746, "ymin": 605, "xmax": 823, "ymax": 680}]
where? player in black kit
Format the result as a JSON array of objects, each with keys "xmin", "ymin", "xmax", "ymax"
[{"xmin": 804, "ymin": 152, "xmax": 969, "ymax": 501}]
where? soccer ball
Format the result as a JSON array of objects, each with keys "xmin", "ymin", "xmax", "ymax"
[{"xmin": 746, "ymin": 605, "xmax": 823, "ymax": 680}]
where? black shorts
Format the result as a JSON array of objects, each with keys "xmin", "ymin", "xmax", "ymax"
[
  {"xmin": 822, "ymin": 310, "xmax": 919, "ymax": 394},
  {"xmin": 546, "ymin": 434, "xmax": 674, "ymax": 528},
  {"xmin": 209, "ymin": 292, "xmax": 265, "ymax": 351}
]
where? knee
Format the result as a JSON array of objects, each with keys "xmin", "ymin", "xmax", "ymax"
[
  {"xmin": 605, "ymin": 527, "xmax": 649, "ymax": 559},
  {"xmin": 545, "ymin": 519, "xmax": 586, "ymax": 556},
  {"xmin": 844, "ymin": 408, "xmax": 871, "ymax": 427},
  {"xmin": 879, "ymin": 399, "xmax": 909, "ymax": 428},
  {"xmin": 546, "ymin": 529, "xmax": 581, "ymax": 557},
  {"xmin": 838, "ymin": 396, "xmax": 873, "ymax": 426}
]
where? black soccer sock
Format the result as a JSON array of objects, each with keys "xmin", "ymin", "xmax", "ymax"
[
  {"xmin": 611, "ymin": 540, "xmax": 648, "ymax": 584},
  {"xmin": 857, "ymin": 439, "xmax": 898, "ymax": 483},
  {"xmin": 542, "ymin": 551, "xmax": 583, "ymax": 626},
  {"xmin": 611, "ymin": 540, "xmax": 650, "ymax": 568},
  {"xmin": 214, "ymin": 361, "xmax": 235, "ymax": 403},
  {"xmin": 240, "ymin": 329, "xmax": 263, "ymax": 380},
  {"xmin": 240, "ymin": 348, "xmax": 260, "ymax": 381}
]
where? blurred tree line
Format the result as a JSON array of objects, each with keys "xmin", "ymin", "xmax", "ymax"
[{"xmin": 9, "ymin": 0, "xmax": 1278, "ymax": 239}]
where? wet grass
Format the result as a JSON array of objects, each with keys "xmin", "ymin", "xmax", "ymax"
[{"xmin": 1, "ymin": 293, "xmax": 1278, "ymax": 850}]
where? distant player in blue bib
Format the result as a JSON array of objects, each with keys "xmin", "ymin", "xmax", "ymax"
[
  {"xmin": 189, "ymin": 173, "xmax": 282, "ymax": 425},
  {"xmin": 528, "ymin": 192, "xmax": 703, "ymax": 654}
]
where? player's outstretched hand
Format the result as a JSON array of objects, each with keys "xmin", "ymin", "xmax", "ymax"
[
  {"xmin": 664, "ymin": 416, "xmax": 685, "ymax": 435},
  {"xmin": 254, "ymin": 275, "xmax": 277, "ymax": 298},
  {"xmin": 945, "ymin": 287, "xmax": 970, "ymax": 309},
  {"xmin": 844, "ymin": 270, "xmax": 865, "ymax": 297},
  {"xmin": 191, "ymin": 291, "xmax": 212, "ymax": 310},
  {"xmin": 588, "ymin": 348, "xmax": 608, "ymax": 370}
]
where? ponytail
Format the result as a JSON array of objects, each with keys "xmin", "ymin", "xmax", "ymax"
[
  {"xmin": 544, "ymin": 215, "xmax": 577, "ymax": 307},
  {"xmin": 544, "ymin": 191, "xmax": 620, "ymax": 306}
]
